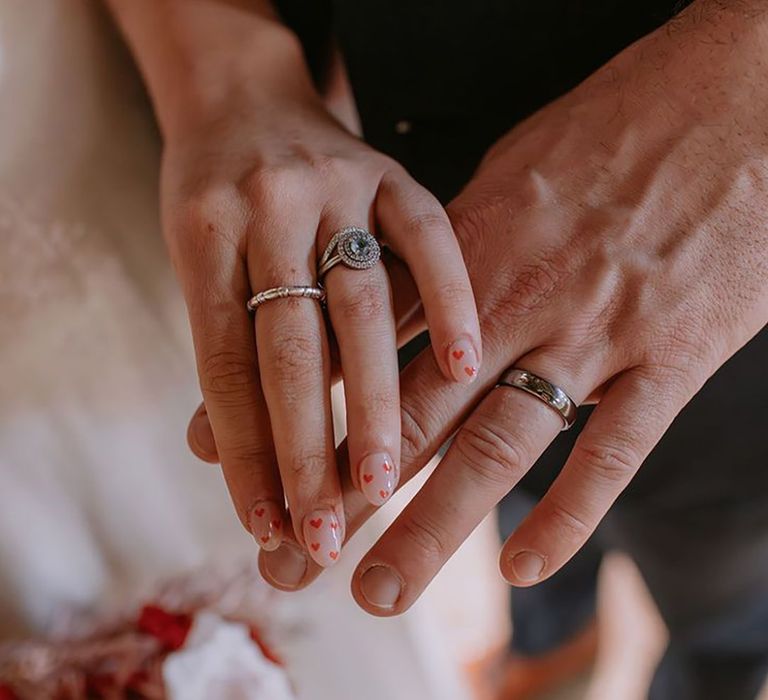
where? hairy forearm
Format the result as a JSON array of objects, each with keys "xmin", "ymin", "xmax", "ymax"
[{"xmin": 105, "ymin": 0, "xmax": 317, "ymax": 137}]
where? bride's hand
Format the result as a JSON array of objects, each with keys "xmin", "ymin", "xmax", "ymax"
[{"xmin": 149, "ymin": 19, "xmax": 479, "ymax": 568}]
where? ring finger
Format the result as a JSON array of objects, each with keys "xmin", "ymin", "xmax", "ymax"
[{"xmin": 250, "ymin": 213, "xmax": 344, "ymax": 569}]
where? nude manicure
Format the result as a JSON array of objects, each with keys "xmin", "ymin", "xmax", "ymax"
[
  {"xmin": 249, "ymin": 501, "xmax": 283, "ymax": 552},
  {"xmin": 447, "ymin": 337, "xmax": 479, "ymax": 385},
  {"xmin": 303, "ymin": 509, "xmax": 342, "ymax": 568},
  {"xmin": 359, "ymin": 452, "xmax": 397, "ymax": 506}
]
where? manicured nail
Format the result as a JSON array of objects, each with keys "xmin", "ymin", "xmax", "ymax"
[
  {"xmin": 359, "ymin": 565, "xmax": 403, "ymax": 609},
  {"xmin": 249, "ymin": 501, "xmax": 283, "ymax": 552},
  {"xmin": 510, "ymin": 551, "xmax": 546, "ymax": 582},
  {"xmin": 359, "ymin": 453, "xmax": 397, "ymax": 506},
  {"xmin": 262, "ymin": 544, "xmax": 308, "ymax": 588},
  {"xmin": 447, "ymin": 337, "xmax": 479, "ymax": 385},
  {"xmin": 303, "ymin": 510, "xmax": 342, "ymax": 568}
]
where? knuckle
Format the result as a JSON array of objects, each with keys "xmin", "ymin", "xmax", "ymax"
[
  {"xmin": 358, "ymin": 389, "xmax": 398, "ymax": 423},
  {"xmin": 433, "ymin": 279, "xmax": 474, "ymax": 308},
  {"xmin": 284, "ymin": 449, "xmax": 328, "ymax": 484},
  {"xmin": 479, "ymin": 247, "xmax": 573, "ymax": 325},
  {"xmin": 570, "ymin": 439, "xmax": 639, "ymax": 486},
  {"xmin": 546, "ymin": 499, "xmax": 593, "ymax": 541},
  {"xmin": 238, "ymin": 165, "xmax": 311, "ymax": 210},
  {"xmin": 169, "ymin": 186, "xmax": 244, "ymax": 258},
  {"xmin": 333, "ymin": 279, "xmax": 387, "ymax": 322},
  {"xmin": 199, "ymin": 350, "xmax": 257, "ymax": 399},
  {"xmin": 399, "ymin": 513, "xmax": 450, "ymax": 565},
  {"xmin": 223, "ymin": 442, "xmax": 276, "ymax": 473},
  {"xmin": 453, "ymin": 423, "xmax": 527, "ymax": 489},
  {"xmin": 401, "ymin": 210, "xmax": 452, "ymax": 242},
  {"xmin": 267, "ymin": 330, "xmax": 322, "ymax": 397},
  {"xmin": 400, "ymin": 400, "xmax": 432, "ymax": 460}
]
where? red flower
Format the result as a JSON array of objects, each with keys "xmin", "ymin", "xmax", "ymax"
[
  {"xmin": 137, "ymin": 605, "xmax": 192, "ymax": 651},
  {"xmin": 0, "ymin": 685, "xmax": 18, "ymax": 700}
]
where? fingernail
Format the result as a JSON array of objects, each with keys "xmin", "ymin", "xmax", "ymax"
[
  {"xmin": 263, "ymin": 544, "xmax": 308, "ymax": 588},
  {"xmin": 248, "ymin": 501, "xmax": 283, "ymax": 552},
  {"xmin": 358, "ymin": 453, "xmax": 397, "ymax": 506},
  {"xmin": 510, "ymin": 551, "xmax": 546, "ymax": 582},
  {"xmin": 303, "ymin": 510, "xmax": 342, "ymax": 568},
  {"xmin": 359, "ymin": 565, "xmax": 403, "ymax": 609},
  {"xmin": 447, "ymin": 337, "xmax": 479, "ymax": 385}
]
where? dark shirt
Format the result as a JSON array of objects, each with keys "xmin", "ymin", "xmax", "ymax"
[{"xmin": 276, "ymin": 1, "xmax": 691, "ymax": 200}]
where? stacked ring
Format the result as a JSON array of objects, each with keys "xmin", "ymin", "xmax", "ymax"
[{"xmin": 318, "ymin": 227, "xmax": 381, "ymax": 280}]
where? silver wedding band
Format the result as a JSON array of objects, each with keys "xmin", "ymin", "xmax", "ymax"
[
  {"xmin": 497, "ymin": 368, "xmax": 578, "ymax": 430},
  {"xmin": 318, "ymin": 227, "xmax": 381, "ymax": 280},
  {"xmin": 246, "ymin": 285, "xmax": 326, "ymax": 312}
]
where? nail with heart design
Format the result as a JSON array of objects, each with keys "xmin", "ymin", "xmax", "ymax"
[
  {"xmin": 248, "ymin": 501, "xmax": 283, "ymax": 552},
  {"xmin": 303, "ymin": 509, "xmax": 342, "ymax": 568},
  {"xmin": 447, "ymin": 337, "xmax": 479, "ymax": 385},
  {"xmin": 358, "ymin": 452, "xmax": 398, "ymax": 507}
]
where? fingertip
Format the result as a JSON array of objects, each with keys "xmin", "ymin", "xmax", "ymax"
[
  {"xmin": 302, "ymin": 509, "xmax": 343, "ymax": 568},
  {"xmin": 499, "ymin": 545, "xmax": 548, "ymax": 587},
  {"xmin": 187, "ymin": 404, "xmax": 219, "ymax": 463},
  {"xmin": 445, "ymin": 336, "xmax": 480, "ymax": 385},
  {"xmin": 259, "ymin": 543, "xmax": 311, "ymax": 591},
  {"xmin": 352, "ymin": 563, "xmax": 406, "ymax": 617},
  {"xmin": 357, "ymin": 452, "xmax": 398, "ymax": 507}
]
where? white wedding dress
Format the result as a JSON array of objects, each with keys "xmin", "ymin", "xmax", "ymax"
[{"xmin": 0, "ymin": 3, "xmax": 506, "ymax": 699}]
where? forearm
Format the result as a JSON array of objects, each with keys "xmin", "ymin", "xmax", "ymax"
[{"xmin": 105, "ymin": 0, "xmax": 318, "ymax": 137}]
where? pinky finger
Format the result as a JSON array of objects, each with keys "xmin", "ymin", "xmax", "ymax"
[
  {"xmin": 500, "ymin": 365, "xmax": 697, "ymax": 586},
  {"xmin": 376, "ymin": 170, "xmax": 482, "ymax": 385}
]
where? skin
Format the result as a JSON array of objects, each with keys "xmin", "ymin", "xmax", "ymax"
[
  {"xmin": 191, "ymin": 0, "xmax": 768, "ymax": 613},
  {"xmin": 105, "ymin": 0, "xmax": 480, "ymax": 565}
]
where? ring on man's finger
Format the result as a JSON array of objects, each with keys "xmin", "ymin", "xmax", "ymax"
[{"xmin": 497, "ymin": 368, "xmax": 578, "ymax": 430}]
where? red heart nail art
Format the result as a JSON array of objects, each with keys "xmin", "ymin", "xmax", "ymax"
[
  {"xmin": 260, "ymin": 535, "xmax": 270, "ymax": 544},
  {"xmin": 363, "ymin": 474, "xmax": 374, "ymax": 483},
  {"xmin": 271, "ymin": 519, "xmax": 281, "ymax": 529},
  {"xmin": 311, "ymin": 543, "xmax": 320, "ymax": 551},
  {"xmin": 464, "ymin": 366, "xmax": 477, "ymax": 377},
  {"xmin": 254, "ymin": 508, "xmax": 265, "ymax": 518},
  {"xmin": 309, "ymin": 518, "xmax": 323, "ymax": 529},
  {"xmin": 329, "ymin": 551, "xmax": 338, "ymax": 560},
  {"xmin": 330, "ymin": 521, "xmax": 339, "ymax": 530},
  {"xmin": 452, "ymin": 349, "xmax": 465, "ymax": 360},
  {"xmin": 379, "ymin": 490, "xmax": 389, "ymax": 500}
]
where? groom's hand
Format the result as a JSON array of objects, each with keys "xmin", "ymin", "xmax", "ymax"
[{"xmin": 201, "ymin": 0, "xmax": 768, "ymax": 611}]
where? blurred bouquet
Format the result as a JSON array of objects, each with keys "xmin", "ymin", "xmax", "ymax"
[{"xmin": 0, "ymin": 565, "xmax": 294, "ymax": 700}]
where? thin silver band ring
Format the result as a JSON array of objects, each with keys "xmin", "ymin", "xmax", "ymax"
[
  {"xmin": 318, "ymin": 227, "xmax": 381, "ymax": 280},
  {"xmin": 497, "ymin": 368, "xmax": 578, "ymax": 431},
  {"xmin": 246, "ymin": 285, "xmax": 326, "ymax": 312}
]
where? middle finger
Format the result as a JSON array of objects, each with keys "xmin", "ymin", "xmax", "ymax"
[{"xmin": 320, "ymin": 217, "xmax": 401, "ymax": 508}]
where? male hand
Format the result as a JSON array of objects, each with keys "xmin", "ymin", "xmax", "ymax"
[{"xmin": 198, "ymin": 0, "xmax": 768, "ymax": 612}]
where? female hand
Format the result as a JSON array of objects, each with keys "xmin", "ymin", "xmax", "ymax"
[
  {"xmin": 196, "ymin": 0, "xmax": 767, "ymax": 602},
  {"xmin": 109, "ymin": 1, "xmax": 481, "ymax": 568}
]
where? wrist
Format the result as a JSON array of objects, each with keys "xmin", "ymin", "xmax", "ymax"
[
  {"xmin": 154, "ymin": 24, "xmax": 319, "ymax": 139},
  {"xmin": 108, "ymin": 0, "xmax": 321, "ymax": 140}
]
